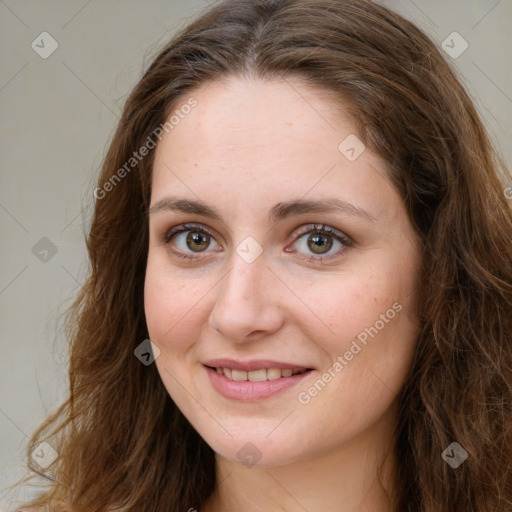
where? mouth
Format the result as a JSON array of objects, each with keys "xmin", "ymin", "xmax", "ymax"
[
  {"xmin": 202, "ymin": 360, "xmax": 315, "ymax": 401},
  {"xmin": 205, "ymin": 366, "xmax": 310, "ymax": 381}
]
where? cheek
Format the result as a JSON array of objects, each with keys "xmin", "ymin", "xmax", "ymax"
[
  {"xmin": 143, "ymin": 255, "xmax": 224, "ymax": 363},
  {"xmin": 295, "ymin": 267, "xmax": 401, "ymax": 346},
  {"xmin": 143, "ymin": 264, "xmax": 205, "ymax": 402},
  {"xmin": 144, "ymin": 258, "xmax": 197, "ymax": 351},
  {"xmin": 299, "ymin": 262, "xmax": 419, "ymax": 381},
  {"xmin": 292, "ymin": 279, "xmax": 418, "ymax": 447}
]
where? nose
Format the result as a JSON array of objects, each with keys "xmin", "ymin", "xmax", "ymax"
[{"xmin": 208, "ymin": 250, "xmax": 284, "ymax": 343}]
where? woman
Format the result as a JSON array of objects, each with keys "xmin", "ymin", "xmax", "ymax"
[{"xmin": 13, "ymin": 0, "xmax": 512, "ymax": 510}]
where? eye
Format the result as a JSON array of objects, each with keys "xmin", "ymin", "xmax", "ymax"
[
  {"xmin": 287, "ymin": 223, "xmax": 353, "ymax": 262},
  {"xmin": 160, "ymin": 222, "xmax": 353, "ymax": 263},
  {"xmin": 162, "ymin": 223, "xmax": 221, "ymax": 260}
]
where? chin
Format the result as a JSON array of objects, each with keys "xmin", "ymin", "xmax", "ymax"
[{"xmin": 209, "ymin": 435, "xmax": 306, "ymax": 467}]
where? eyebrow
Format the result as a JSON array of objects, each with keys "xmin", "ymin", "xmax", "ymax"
[{"xmin": 149, "ymin": 196, "xmax": 376, "ymax": 223}]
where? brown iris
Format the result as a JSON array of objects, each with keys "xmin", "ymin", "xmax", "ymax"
[
  {"xmin": 186, "ymin": 231, "xmax": 210, "ymax": 252},
  {"xmin": 307, "ymin": 232, "xmax": 333, "ymax": 254}
]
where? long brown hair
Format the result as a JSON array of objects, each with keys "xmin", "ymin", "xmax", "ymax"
[{"xmin": 12, "ymin": 0, "xmax": 512, "ymax": 510}]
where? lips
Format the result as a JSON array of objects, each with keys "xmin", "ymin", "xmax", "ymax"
[{"xmin": 203, "ymin": 358, "xmax": 315, "ymax": 400}]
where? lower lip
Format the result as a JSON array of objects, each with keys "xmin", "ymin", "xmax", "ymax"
[{"xmin": 205, "ymin": 366, "xmax": 313, "ymax": 401}]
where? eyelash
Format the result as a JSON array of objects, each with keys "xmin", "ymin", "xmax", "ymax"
[{"xmin": 160, "ymin": 222, "xmax": 354, "ymax": 262}]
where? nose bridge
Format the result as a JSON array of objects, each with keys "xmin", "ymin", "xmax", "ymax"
[{"xmin": 209, "ymin": 245, "xmax": 282, "ymax": 341}]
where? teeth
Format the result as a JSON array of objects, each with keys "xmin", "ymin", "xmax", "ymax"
[
  {"xmin": 248, "ymin": 369, "xmax": 267, "ymax": 382},
  {"xmin": 231, "ymin": 369, "xmax": 247, "ymax": 381},
  {"xmin": 216, "ymin": 367, "xmax": 307, "ymax": 381},
  {"xmin": 267, "ymin": 368, "xmax": 282, "ymax": 380}
]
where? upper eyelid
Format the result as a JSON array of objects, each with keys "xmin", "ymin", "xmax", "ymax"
[
  {"xmin": 163, "ymin": 222, "xmax": 217, "ymax": 241},
  {"xmin": 293, "ymin": 223, "xmax": 350, "ymax": 241}
]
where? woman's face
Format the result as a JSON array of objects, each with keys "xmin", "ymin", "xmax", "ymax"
[{"xmin": 144, "ymin": 76, "xmax": 421, "ymax": 467}]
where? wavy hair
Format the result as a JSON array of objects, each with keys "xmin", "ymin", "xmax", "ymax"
[{"xmin": 12, "ymin": 0, "xmax": 512, "ymax": 510}]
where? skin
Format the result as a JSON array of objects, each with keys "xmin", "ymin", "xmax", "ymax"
[{"xmin": 144, "ymin": 76, "xmax": 422, "ymax": 511}]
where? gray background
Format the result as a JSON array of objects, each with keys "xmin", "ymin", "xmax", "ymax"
[{"xmin": 1, "ymin": 1, "xmax": 510, "ymax": 510}]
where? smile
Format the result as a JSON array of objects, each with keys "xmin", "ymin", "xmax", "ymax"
[
  {"xmin": 203, "ymin": 363, "xmax": 314, "ymax": 401},
  {"xmin": 211, "ymin": 367, "xmax": 308, "ymax": 381}
]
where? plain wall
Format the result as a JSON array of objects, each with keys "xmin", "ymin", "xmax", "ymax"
[{"xmin": 1, "ymin": 0, "xmax": 510, "ymax": 510}]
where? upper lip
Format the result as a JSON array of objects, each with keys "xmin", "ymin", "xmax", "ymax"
[{"xmin": 203, "ymin": 358, "xmax": 314, "ymax": 372}]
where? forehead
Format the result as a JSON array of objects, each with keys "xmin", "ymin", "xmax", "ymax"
[
  {"xmin": 151, "ymin": 76, "xmax": 398, "ymax": 223},
  {"xmin": 160, "ymin": 75, "xmax": 352, "ymax": 154}
]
